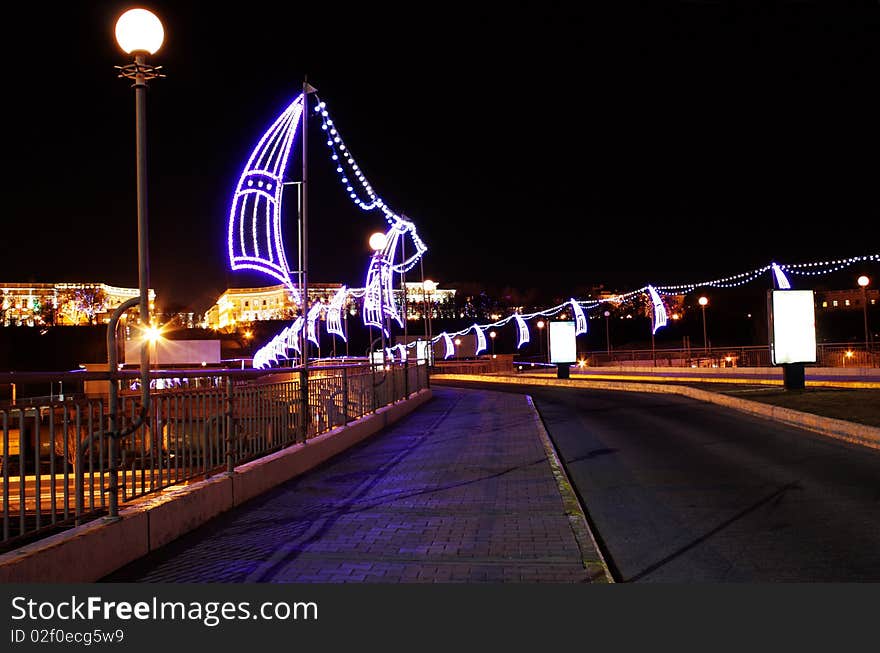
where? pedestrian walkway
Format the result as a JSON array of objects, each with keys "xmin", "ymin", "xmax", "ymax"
[{"xmin": 103, "ymin": 386, "xmax": 604, "ymax": 583}]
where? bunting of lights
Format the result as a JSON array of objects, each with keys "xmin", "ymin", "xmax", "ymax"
[
  {"xmin": 646, "ymin": 286, "xmax": 668, "ymax": 334},
  {"xmin": 287, "ymin": 317, "xmax": 304, "ymax": 354},
  {"xmin": 274, "ymin": 327, "xmax": 290, "ymax": 360},
  {"xmin": 441, "ymin": 332, "xmax": 454, "ymax": 359},
  {"xmin": 514, "ymin": 315, "xmax": 529, "ymax": 348},
  {"xmin": 771, "ymin": 263, "xmax": 791, "ymax": 289},
  {"xmin": 363, "ymin": 253, "xmax": 391, "ymax": 330},
  {"xmin": 473, "ymin": 323, "xmax": 487, "ymax": 355},
  {"xmin": 326, "ymin": 286, "xmax": 348, "ymax": 340},
  {"xmin": 228, "ymin": 94, "xmax": 304, "ymax": 302},
  {"xmin": 414, "ymin": 253, "xmax": 877, "ymax": 361},
  {"xmin": 307, "ymin": 301, "xmax": 323, "ymax": 346},
  {"xmin": 570, "ymin": 298, "xmax": 587, "ymax": 335}
]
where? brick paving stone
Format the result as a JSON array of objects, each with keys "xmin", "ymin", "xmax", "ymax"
[{"xmin": 103, "ymin": 387, "xmax": 591, "ymax": 583}]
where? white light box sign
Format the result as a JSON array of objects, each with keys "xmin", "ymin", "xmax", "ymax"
[
  {"xmin": 770, "ymin": 290, "xmax": 817, "ymax": 365},
  {"xmin": 549, "ymin": 321, "xmax": 577, "ymax": 364}
]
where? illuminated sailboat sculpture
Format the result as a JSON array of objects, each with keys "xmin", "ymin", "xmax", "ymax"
[
  {"xmin": 228, "ymin": 94, "xmax": 304, "ymax": 303},
  {"xmin": 228, "ymin": 92, "xmax": 429, "ymax": 368}
]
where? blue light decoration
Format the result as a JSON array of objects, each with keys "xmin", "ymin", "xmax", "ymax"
[
  {"xmin": 326, "ymin": 286, "xmax": 348, "ymax": 340},
  {"xmin": 771, "ymin": 262, "xmax": 791, "ymax": 289},
  {"xmin": 514, "ymin": 315, "xmax": 529, "ymax": 348},
  {"xmin": 396, "ymin": 343, "xmax": 408, "ymax": 360},
  {"xmin": 307, "ymin": 301, "xmax": 323, "ymax": 346},
  {"xmin": 363, "ymin": 218, "xmax": 428, "ymax": 331},
  {"xmin": 228, "ymin": 94, "xmax": 304, "ymax": 303},
  {"xmin": 287, "ymin": 317, "xmax": 304, "ymax": 354},
  {"xmin": 386, "ymin": 347, "xmax": 395, "ymax": 362},
  {"xmin": 441, "ymin": 332, "xmax": 455, "ymax": 359},
  {"xmin": 646, "ymin": 286, "xmax": 668, "ymax": 334},
  {"xmin": 570, "ymin": 299, "xmax": 587, "ymax": 336},
  {"xmin": 473, "ymin": 324, "xmax": 487, "ymax": 355},
  {"xmin": 274, "ymin": 327, "xmax": 290, "ymax": 360}
]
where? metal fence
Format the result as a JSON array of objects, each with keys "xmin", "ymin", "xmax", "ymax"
[
  {"xmin": 581, "ymin": 342, "xmax": 879, "ymax": 369},
  {"xmin": 0, "ymin": 361, "xmax": 428, "ymax": 550}
]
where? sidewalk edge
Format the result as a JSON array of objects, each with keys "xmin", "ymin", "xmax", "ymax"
[{"xmin": 525, "ymin": 395, "xmax": 614, "ymax": 584}]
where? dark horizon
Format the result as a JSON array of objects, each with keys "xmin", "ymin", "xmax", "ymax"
[{"xmin": 5, "ymin": 2, "xmax": 879, "ymax": 313}]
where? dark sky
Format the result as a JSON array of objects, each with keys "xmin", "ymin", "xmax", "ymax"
[{"xmin": 5, "ymin": 2, "xmax": 879, "ymax": 312}]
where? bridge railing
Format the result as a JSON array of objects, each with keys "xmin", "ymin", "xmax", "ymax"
[
  {"xmin": 0, "ymin": 361, "xmax": 428, "ymax": 550},
  {"xmin": 580, "ymin": 342, "xmax": 878, "ymax": 369}
]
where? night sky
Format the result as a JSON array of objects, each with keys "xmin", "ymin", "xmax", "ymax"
[{"xmin": 5, "ymin": 2, "xmax": 879, "ymax": 312}]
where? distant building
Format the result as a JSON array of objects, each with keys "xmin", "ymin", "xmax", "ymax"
[
  {"xmin": 0, "ymin": 282, "xmax": 156, "ymax": 327},
  {"xmin": 204, "ymin": 283, "xmax": 346, "ymax": 330},
  {"xmin": 204, "ymin": 282, "xmax": 457, "ymax": 330},
  {"xmin": 815, "ymin": 288, "xmax": 878, "ymax": 311}
]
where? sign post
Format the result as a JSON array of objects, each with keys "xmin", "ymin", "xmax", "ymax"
[
  {"xmin": 549, "ymin": 321, "xmax": 576, "ymax": 379},
  {"xmin": 768, "ymin": 290, "xmax": 817, "ymax": 391}
]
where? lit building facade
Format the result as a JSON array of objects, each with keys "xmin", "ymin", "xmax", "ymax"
[
  {"xmin": 204, "ymin": 282, "xmax": 456, "ymax": 330},
  {"xmin": 0, "ymin": 282, "xmax": 156, "ymax": 327},
  {"xmin": 816, "ymin": 288, "xmax": 878, "ymax": 311},
  {"xmin": 205, "ymin": 283, "xmax": 347, "ymax": 330}
]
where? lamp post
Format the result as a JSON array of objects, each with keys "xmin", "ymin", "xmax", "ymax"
[
  {"xmin": 489, "ymin": 330, "xmax": 496, "ymax": 356},
  {"xmin": 370, "ymin": 232, "xmax": 388, "ymax": 367},
  {"xmin": 115, "ymin": 8, "xmax": 163, "ymax": 400},
  {"xmin": 423, "ymin": 279, "xmax": 436, "ymax": 366},
  {"xmin": 698, "ymin": 296, "xmax": 709, "ymax": 354},
  {"xmin": 858, "ymin": 275, "xmax": 870, "ymax": 353},
  {"xmin": 536, "ymin": 320, "xmax": 545, "ymax": 362},
  {"xmin": 604, "ymin": 310, "xmax": 611, "ymax": 356}
]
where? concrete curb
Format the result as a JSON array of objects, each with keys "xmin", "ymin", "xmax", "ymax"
[
  {"xmin": 0, "ymin": 389, "xmax": 433, "ymax": 583},
  {"xmin": 525, "ymin": 395, "xmax": 614, "ymax": 583},
  {"xmin": 433, "ymin": 374, "xmax": 880, "ymax": 451}
]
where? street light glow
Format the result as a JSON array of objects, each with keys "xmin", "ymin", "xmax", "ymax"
[
  {"xmin": 423, "ymin": 279, "xmax": 437, "ymax": 292},
  {"xmin": 369, "ymin": 232, "xmax": 387, "ymax": 251},
  {"xmin": 537, "ymin": 320, "xmax": 545, "ymax": 329},
  {"xmin": 858, "ymin": 275, "xmax": 870, "ymax": 288},
  {"xmin": 698, "ymin": 296, "xmax": 709, "ymax": 306},
  {"xmin": 143, "ymin": 324, "xmax": 163, "ymax": 344},
  {"xmin": 115, "ymin": 8, "xmax": 164, "ymax": 55}
]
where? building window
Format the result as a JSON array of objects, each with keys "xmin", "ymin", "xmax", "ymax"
[
  {"xmin": 244, "ymin": 301, "xmax": 249, "ymax": 307},
  {"xmin": 832, "ymin": 300, "xmax": 838, "ymax": 307},
  {"xmin": 845, "ymin": 300, "xmax": 850, "ymax": 307},
  {"xmin": 822, "ymin": 301, "xmax": 828, "ymax": 308}
]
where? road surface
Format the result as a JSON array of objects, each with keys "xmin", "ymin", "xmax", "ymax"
[{"xmin": 436, "ymin": 380, "xmax": 880, "ymax": 582}]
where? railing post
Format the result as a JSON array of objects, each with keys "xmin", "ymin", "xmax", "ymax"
[
  {"xmin": 225, "ymin": 375, "xmax": 235, "ymax": 475},
  {"xmin": 342, "ymin": 367, "xmax": 349, "ymax": 426},
  {"xmin": 299, "ymin": 368, "xmax": 309, "ymax": 443}
]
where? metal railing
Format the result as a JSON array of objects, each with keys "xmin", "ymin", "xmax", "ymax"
[
  {"xmin": 581, "ymin": 343, "xmax": 879, "ymax": 369},
  {"xmin": 0, "ymin": 361, "xmax": 428, "ymax": 549}
]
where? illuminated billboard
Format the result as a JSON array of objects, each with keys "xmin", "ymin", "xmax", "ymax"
[
  {"xmin": 549, "ymin": 321, "xmax": 577, "ymax": 364},
  {"xmin": 769, "ymin": 290, "xmax": 817, "ymax": 365}
]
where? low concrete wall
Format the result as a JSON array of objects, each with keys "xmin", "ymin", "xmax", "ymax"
[
  {"xmin": 0, "ymin": 389, "xmax": 432, "ymax": 583},
  {"xmin": 433, "ymin": 374, "xmax": 880, "ymax": 450}
]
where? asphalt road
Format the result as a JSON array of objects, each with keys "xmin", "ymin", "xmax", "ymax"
[{"xmin": 434, "ymin": 380, "xmax": 880, "ymax": 582}]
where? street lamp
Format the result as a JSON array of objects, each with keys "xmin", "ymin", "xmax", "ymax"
[
  {"xmin": 698, "ymin": 296, "xmax": 709, "ymax": 354},
  {"xmin": 858, "ymin": 275, "xmax": 870, "ymax": 353},
  {"xmin": 423, "ymin": 279, "xmax": 436, "ymax": 365},
  {"xmin": 115, "ymin": 7, "xmax": 164, "ymax": 401},
  {"xmin": 489, "ymin": 330, "xmax": 496, "ymax": 355},
  {"xmin": 604, "ymin": 310, "xmax": 611, "ymax": 355},
  {"xmin": 536, "ymin": 320, "xmax": 546, "ymax": 362},
  {"xmin": 370, "ymin": 232, "xmax": 388, "ymax": 366}
]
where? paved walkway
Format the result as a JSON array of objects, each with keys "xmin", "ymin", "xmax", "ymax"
[{"xmin": 103, "ymin": 387, "xmax": 600, "ymax": 583}]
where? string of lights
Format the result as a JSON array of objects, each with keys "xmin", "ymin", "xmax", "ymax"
[{"xmin": 406, "ymin": 251, "xmax": 878, "ymax": 359}]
